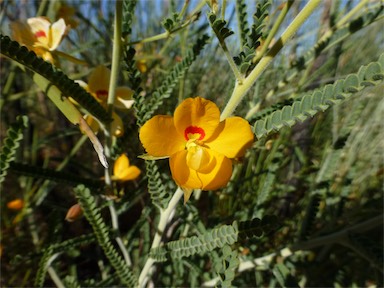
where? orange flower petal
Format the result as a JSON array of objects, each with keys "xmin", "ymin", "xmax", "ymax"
[
  {"xmin": 205, "ymin": 117, "xmax": 254, "ymax": 158},
  {"xmin": 174, "ymin": 97, "xmax": 220, "ymax": 141},
  {"xmin": 49, "ymin": 18, "xmax": 66, "ymax": 50},
  {"xmin": 139, "ymin": 115, "xmax": 185, "ymax": 157},
  {"xmin": 27, "ymin": 17, "xmax": 51, "ymax": 47},
  {"xmin": 88, "ymin": 66, "xmax": 110, "ymax": 97},
  {"xmin": 115, "ymin": 87, "xmax": 134, "ymax": 109},
  {"xmin": 170, "ymin": 149, "xmax": 232, "ymax": 190}
]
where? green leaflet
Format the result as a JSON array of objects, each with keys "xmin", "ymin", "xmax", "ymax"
[
  {"xmin": 208, "ymin": 13, "xmax": 235, "ymax": 43},
  {"xmin": 145, "ymin": 160, "xmax": 172, "ymax": 210},
  {"xmin": 213, "ymin": 245, "xmax": 240, "ymax": 287},
  {"xmin": 74, "ymin": 185, "xmax": 138, "ymax": 286},
  {"xmin": 298, "ymin": 193, "xmax": 322, "ymax": 241},
  {"xmin": 122, "ymin": 0, "xmax": 137, "ymax": 37},
  {"xmin": 34, "ymin": 247, "xmax": 54, "ymax": 287},
  {"xmin": 234, "ymin": 0, "xmax": 271, "ymax": 74},
  {"xmin": 0, "ymin": 115, "xmax": 28, "ymax": 185},
  {"xmin": 149, "ymin": 215, "xmax": 278, "ymax": 262},
  {"xmin": 266, "ymin": 6, "xmax": 383, "ymax": 99},
  {"xmin": 254, "ymin": 54, "xmax": 384, "ymax": 139},
  {"xmin": 236, "ymin": 0, "xmax": 249, "ymax": 50},
  {"xmin": 134, "ymin": 34, "xmax": 209, "ymax": 126}
]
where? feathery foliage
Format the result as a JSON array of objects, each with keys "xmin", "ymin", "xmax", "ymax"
[
  {"xmin": 150, "ymin": 216, "xmax": 278, "ymax": 262},
  {"xmin": 74, "ymin": 185, "xmax": 138, "ymax": 286},
  {"xmin": 0, "ymin": 115, "xmax": 28, "ymax": 185},
  {"xmin": 134, "ymin": 34, "xmax": 209, "ymax": 126},
  {"xmin": 254, "ymin": 54, "xmax": 384, "ymax": 139}
]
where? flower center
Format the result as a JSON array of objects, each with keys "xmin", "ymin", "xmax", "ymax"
[
  {"xmin": 185, "ymin": 142, "xmax": 210, "ymax": 171},
  {"xmin": 96, "ymin": 90, "xmax": 108, "ymax": 101},
  {"xmin": 184, "ymin": 126, "xmax": 205, "ymax": 141},
  {"xmin": 34, "ymin": 30, "xmax": 47, "ymax": 38}
]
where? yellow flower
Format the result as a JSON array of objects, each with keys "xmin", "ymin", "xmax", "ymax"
[
  {"xmin": 139, "ymin": 97, "xmax": 254, "ymax": 191},
  {"xmin": 112, "ymin": 154, "xmax": 141, "ymax": 181},
  {"xmin": 7, "ymin": 199, "xmax": 24, "ymax": 210},
  {"xmin": 10, "ymin": 17, "xmax": 67, "ymax": 63},
  {"xmin": 76, "ymin": 65, "xmax": 134, "ymax": 137}
]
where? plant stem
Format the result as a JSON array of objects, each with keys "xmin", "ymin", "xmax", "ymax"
[
  {"xmin": 253, "ymin": 0, "xmax": 294, "ymax": 64},
  {"xmin": 104, "ymin": 0, "xmax": 123, "ymax": 186},
  {"xmin": 138, "ymin": 187, "xmax": 184, "ymax": 287},
  {"xmin": 220, "ymin": 0, "xmax": 322, "ymax": 120},
  {"xmin": 103, "ymin": 0, "xmax": 132, "ymax": 270}
]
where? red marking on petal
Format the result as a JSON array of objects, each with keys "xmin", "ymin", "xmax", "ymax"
[
  {"xmin": 35, "ymin": 30, "xmax": 47, "ymax": 38},
  {"xmin": 96, "ymin": 90, "xmax": 108, "ymax": 100},
  {"xmin": 184, "ymin": 126, "xmax": 205, "ymax": 140}
]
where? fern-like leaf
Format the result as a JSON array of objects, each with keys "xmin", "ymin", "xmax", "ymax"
[
  {"xmin": 299, "ymin": 194, "xmax": 322, "ymax": 241},
  {"xmin": 134, "ymin": 34, "xmax": 209, "ymax": 126},
  {"xmin": 150, "ymin": 216, "xmax": 278, "ymax": 261},
  {"xmin": 233, "ymin": 0, "xmax": 271, "ymax": 73},
  {"xmin": 74, "ymin": 185, "xmax": 138, "ymax": 286},
  {"xmin": 208, "ymin": 13, "xmax": 234, "ymax": 43},
  {"xmin": 254, "ymin": 54, "xmax": 384, "ymax": 139},
  {"xmin": 34, "ymin": 247, "xmax": 54, "ymax": 287},
  {"xmin": 267, "ymin": 6, "xmax": 383, "ymax": 98},
  {"xmin": 0, "ymin": 115, "xmax": 28, "ymax": 185},
  {"xmin": 122, "ymin": 0, "xmax": 137, "ymax": 37},
  {"xmin": 249, "ymin": 0, "xmax": 271, "ymax": 48},
  {"xmin": 0, "ymin": 35, "xmax": 111, "ymax": 125},
  {"xmin": 162, "ymin": 12, "xmax": 181, "ymax": 32},
  {"xmin": 236, "ymin": 0, "xmax": 249, "ymax": 50},
  {"xmin": 213, "ymin": 245, "xmax": 240, "ymax": 287},
  {"xmin": 145, "ymin": 160, "xmax": 171, "ymax": 210}
]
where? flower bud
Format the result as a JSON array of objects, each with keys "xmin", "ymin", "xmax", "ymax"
[
  {"xmin": 7, "ymin": 199, "xmax": 24, "ymax": 210},
  {"xmin": 65, "ymin": 203, "xmax": 83, "ymax": 222}
]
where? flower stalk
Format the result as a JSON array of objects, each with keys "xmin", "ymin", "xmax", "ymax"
[
  {"xmin": 220, "ymin": 0, "xmax": 322, "ymax": 121},
  {"xmin": 138, "ymin": 187, "xmax": 184, "ymax": 287}
]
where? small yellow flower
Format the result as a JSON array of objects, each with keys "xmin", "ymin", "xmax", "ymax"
[
  {"xmin": 112, "ymin": 154, "xmax": 141, "ymax": 181},
  {"xmin": 10, "ymin": 17, "xmax": 67, "ymax": 63},
  {"xmin": 139, "ymin": 97, "xmax": 254, "ymax": 191},
  {"xmin": 7, "ymin": 199, "xmax": 24, "ymax": 210},
  {"xmin": 76, "ymin": 65, "xmax": 134, "ymax": 137}
]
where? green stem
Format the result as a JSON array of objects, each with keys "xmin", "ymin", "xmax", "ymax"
[
  {"xmin": 104, "ymin": 0, "xmax": 123, "ymax": 186},
  {"xmin": 138, "ymin": 187, "xmax": 184, "ymax": 287},
  {"xmin": 253, "ymin": 0, "xmax": 294, "ymax": 64},
  {"xmin": 336, "ymin": 0, "xmax": 370, "ymax": 28},
  {"xmin": 222, "ymin": 0, "xmax": 227, "ymax": 19},
  {"xmin": 209, "ymin": 17, "xmax": 244, "ymax": 83},
  {"xmin": 128, "ymin": 14, "xmax": 198, "ymax": 46},
  {"xmin": 220, "ymin": 0, "xmax": 322, "ymax": 120},
  {"xmin": 104, "ymin": 1, "xmax": 132, "ymax": 270}
]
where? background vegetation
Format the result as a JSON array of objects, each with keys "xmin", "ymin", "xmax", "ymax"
[{"xmin": 1, "ymin": 0, "xmax": 383, "ymax": 287}]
